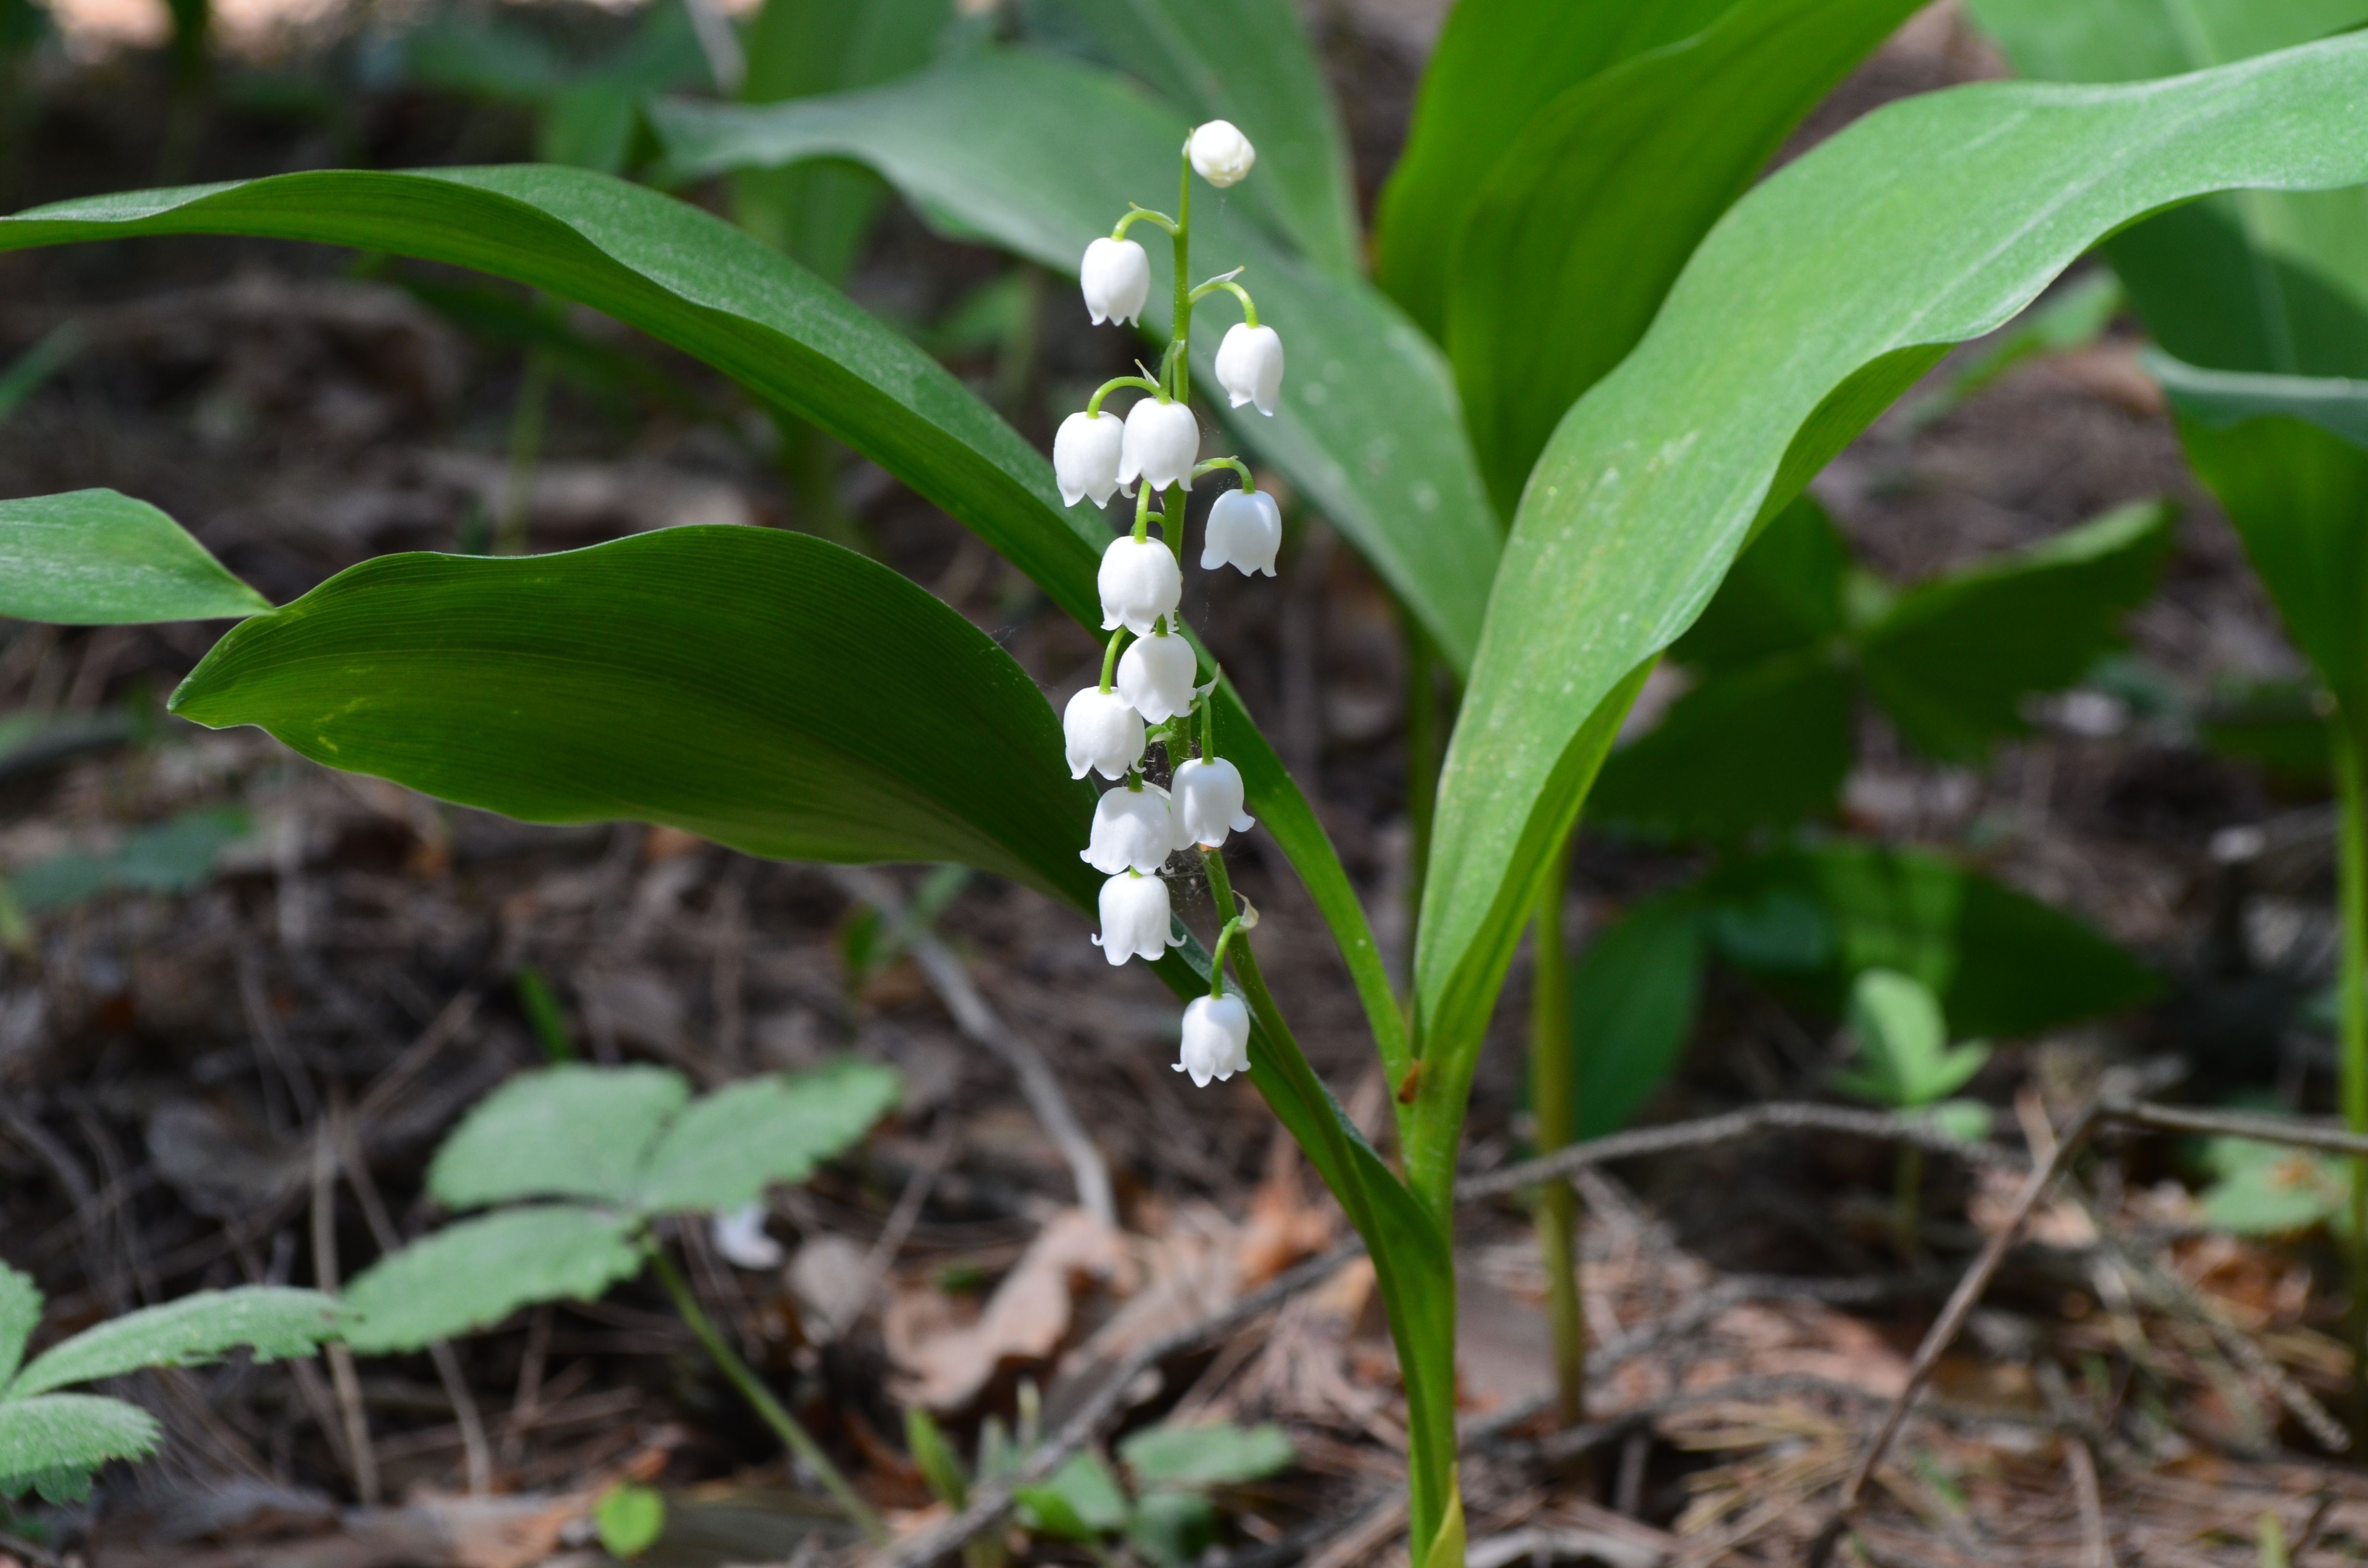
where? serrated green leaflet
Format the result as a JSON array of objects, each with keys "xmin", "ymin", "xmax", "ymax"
[
  {"xmin": 1408, "ymin": 36, "xmax": 2368, "ymax": 1210},
  {"xmin": 343, "ymin": 1205, "xmax": 643, "ymax": 1354},
  {"xmin": 1443, "ymin": 0, "xmax": 1923, "ymax": 510},
  {"xmin": 0, "ymin": 489, "xmax": 270, "ymax": 625},
  {"xmin": 8, "ymin": 1288, "xmax": 339, "ymax": 1398},
  {"xmin": 650, "ymin": 48, "xmax": 1503, "ymax": 675},
  {"xmin": 0, "ymin": 1395, "xmax": 159, "ymax": 1499},
  {"xmin": 0, "ymin": 1266, "xmax": 38, "ymax": 1390},
  {"xmin": 429, "ymin": 1063, "xmax": 691, "ymax": 1211},
  {"xmin": 637, "ymin": 1060, "xmax": 899, "ymax": 1212},
  {"xmin": 169, "ymin": 528, "xmax": 1099, "ymax": 904}
]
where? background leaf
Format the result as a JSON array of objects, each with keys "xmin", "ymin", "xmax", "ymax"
[
  {"xmin": 1667, "ymin": 495, "xmax": 1850, "ymax": 675},
  {"xmin": 0, "ymin": 1395, "xmax": 160, "ymax": 1501},
  {"xmin": 9, "ymin": 1288, "xmax": 339, "ymax": 1399},
  {"xmin": 0, "ymin": 1266, "xmax": 41, "ymax": 1389},
  {"xmin": 426, "ymin": 1063, "xmax": 690, "ymax": 1212},
  {"xmin": 0, "ymin": 489, "xmax": 270, "ymax": 625},
  {"xmin": 1587, "ymin": 654, "xmax": 1856, "ymax": 837},
  {"xmin": 342, "ymin": 1205, "xmax": 643, "ymax": 1354},
  {"xmin": 1015, "ymin": 1452, "xmax": 1128, "ymax": 1538},
  {"xmin": 1118, "ymin": 1421, "xmax": 1295, "ymax": 1488},
  {"xmin": 635, "ymin": 1059, "xmax": 900, "ymax": 1213},
  {"xmin": 1566, "ymin": 894, "xmax": 1704, "ymax": 1139}
]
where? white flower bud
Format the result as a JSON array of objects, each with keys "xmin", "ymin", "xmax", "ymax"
[
  {"xmin": 1081, "ymin": 781, "xmax": 1177, "ymax": 875},
  {"xmin": 1054, "ymin": 410, "xmax": 1124, "ymax": 508},
  {"xmin": 1117, "ymin": 626, "xmax": 1198, "ymax": 723},
  {"xmin": 711, "ymin": 1201, "xmax": 784, "ymax": 1270},
  {"xmin": 1172, "ymin": 757, "xmax": 1255, "ymax": 849},
  {"xmin": 1214, "ymin": 323, "xmax": 1284, "ymax": 416},
  {"xmin": 1175, "ymin": 993, "xmax": 1252, "ymax": 1086},
  {"xmin": 1201, "ymin": 489, "xmax": 1281, "ymax": 577},
  {"xmin": 1080, "ymin": 236, "xmax": 1151, "ymax": 327},
  {"xmin": 1093, "ymin": 870, "xmax": 1178, "ymax": 966},
  {"xmin": 1187, "ymin": 121, "xmax": 1256, "ymax": 188},
  {"xmin": 1098, "ymin": 534, "xmax": 1182, "ymax": 636},
  {"xmin": 1062, "ymin": 686, "xmax": 1145, "ymax": 780},
  {"xmin": 1119, "ymin": 398, "xmax": 1199, "ymax": 494}
]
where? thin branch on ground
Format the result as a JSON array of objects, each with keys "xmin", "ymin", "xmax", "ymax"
[{"xmin": 817, "ymin": 1135, "xmax": 950, "ymax": 1345}]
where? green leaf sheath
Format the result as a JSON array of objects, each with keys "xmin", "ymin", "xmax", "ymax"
[
  {"xmin": 1410, "ymin": 38, "xmax": 2368, "ymax": 1212},
  {"xmin": 650, "ymin": 48, "xmax": 1503, "ymax": 674},
  {"xmin": 8, "ymin": 1288, "xmax": 339, "ymax": 1398},
  {"xmin": 0, "ymin": 1395, "xmax": 160, "ymax": 1499},
  {"xmin": 342, "ymin": 1205, "xmax": 644, "ymax": 1354},
  {"xmin": 0, "ymin": 489, "xmax": 270, "ymax": 624},
  {"xmin": 635, "ymin": 1059, "xmax": 900, "ymax": 1213},
  {"xmin": 428, "ymin": 1063, "xmax": 693, "ymax": 1211},
  {"xmin": 1443, "ymin": 0, "xmax": 1925, "ymax": 510}
]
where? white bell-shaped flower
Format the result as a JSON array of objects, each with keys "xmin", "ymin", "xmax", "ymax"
[
  {"xmin": 1187, "ymin": 121, "xmax": 1257, "ymax": 188},
  {"xmin": 1054, "ymin": 411, "xmax": 1124, "ymax": 508},
  {"xmin": 1202, "ymin": 489, "xmax": 1282, "ymax": 577},
  {"xmin": 1081, "ymin": 781, "xmax": 1177, "ymax": 875},
  {"xmin": 1098, "ymin": 534, "xmax": 1182, "ymax": 636},
  {"xmin": 711, "ymin": 1201, "xmax": 784, "ymax": 1270},
  {"xmin": 1117, "ymin": 626, "xmax": 1198, "ymax": 723},
  {"xmin": 1120, "ymin": 398, "xmax": 1199, "ymax": 494},
  {"xmin": 1093, "ymin": 870, "xmax": 1178, "ymax": 966},
  {"xmin": 1062, "ymin": 686, "xmax": 1145, "ymax": 780},
  {"xmin": 1175, "ymin": 993, "xmax": 1252, "ymax": 1086},
  {"xmin": 1172, "ymin": 757, "xmax": 1255, "ymax": 849},
  {"xmin": 1080, "ymin": 236, "xmax": 1151, "ymax": 327},
  {"xmin": 1214, "ymin": 323, "xmax": 1284, "ymax": 416}
]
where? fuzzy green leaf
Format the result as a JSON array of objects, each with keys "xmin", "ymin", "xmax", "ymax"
[
  {"xmin": 0, "ymin": 489, "xmax": 270, "ymax": 625},
  {"xmin": 342, "ymin": 1205, "xmax": 644, "ymax": 1354},
  {"xmin": 0, "ymin": 1265, "xmax": 40, "ymax": 1391},
  {"xmin": 635, "ymin": 1059, "xmax": 900, "ymax": 1213},
  {"xmin": 9, "ymin": 1289, "xmax": 339, "ymax": 1400},
  {"xmin": 0, "ymin": 1395, "xmax": 160, "ymax": 1501},
  {"xmin": 1119, "ymin": 1421, "xmax": 1295, "ymax": 1488},
  {"xmin": 427, "ymin": 1063, "xmax": 690, "ymax": 1212}
]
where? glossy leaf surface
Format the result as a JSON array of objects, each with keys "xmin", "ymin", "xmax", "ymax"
[
  {"xmin": 1411, "ymin": 38, "xmax": 2368, "ymax": 1204},
  {"xmin": 0, "ymin": 489, "xmax": 270, "ymax": 624}
]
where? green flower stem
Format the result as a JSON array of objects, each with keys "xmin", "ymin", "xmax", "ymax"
[
  {"xmin": 1086, "ymin": 374, "xmax": 1163, "ymax": 417},
  {"xmin": 1112, "ymin": 204, "xmax": 1178, "ymax": 242},
  {"xmin": 1187, "ymin": 275, "xmax": 1258, "ymax": 328},
  {"xmin": 2335, "ymin": 717, "xmax": 2368, "ymax": 1433},
  {"xmin": 1133, "ymin": 478, "xmax": 1155, "ymax": 545},
  {"xmin": 1200, "ymin": 675, "xmax": 1217, "ymax": 759},
  {"xmin": 648, "ymin": 1245, "xmax": 888, "ymax": 1544},
  {"xmin": 1209, "ymin": 913, "xmax": 1248, "ymax": 996},
  {"xmin": 1401, "ymin": 613, "xmax": 1449, "ymax": 972},
  {"xmin": 1193, "ymin": 456, "xmax": 1254, "ymax": 490},
  {"xmin": 1170, "ymin": 147, "xmax": 1192, "ymax": 406},
  {"xmin": 1098, "ymin": 628, "xmax": 1127, "ymax": 693},
  {"xmin": 1527, "ymin": 843, "xmax": 1584, "ymax": 1429},
  {"xmin": 1162, "ymin": 482, "xmax": 1186, "ymax": 565}
]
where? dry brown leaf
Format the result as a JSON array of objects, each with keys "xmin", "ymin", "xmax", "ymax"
[{"xmin": 886, "ymin": 1208, "xmax": 1129, "ymax": 1410}]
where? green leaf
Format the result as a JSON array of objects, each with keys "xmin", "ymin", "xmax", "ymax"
[
  {"xmin": 1119, "ymin": 1421, "xmax": 1295, "ymax": 1488},
  {"xmin": 650, "ymin": 47, "xmax": 1504, "ymax": 675},
  {"xmin": 1567, "ymin": 893, "xmax": 1705, "ymax": 1139},
  {"xmin": 1835, "ymin": 967, "xmax": 1989, "ymax": 1108},
  {"xmin": 13, "ymin": 806, "xmax": 250, "ymax": 914},
  {"xmin": 2198, "ymin": 1140, "xmax": 2348, "ymax": 1235},
  {"xmin": 1126, "ymin": 1488, "xmax": 1218, "ymax": 1568},
  {"xmin": 905, "ymin": 1407, "xmax": 970, "ymax": 1509},
  {"xmin": 0, "ymin": 489, "xmax": 270, "ymax": 625},
  {"xmin": 1411, "ymin": 37, "xmax": 2368, "ymax": 1170},
  {"xmin": 9, "ymin": 1288, "xmax": 339, "ymax": 1399},
  {"xmin": 1588, "ymin": 653, "xmax": 1855, "ymax": 837},
  {"xmin": 595, "ymin": 1482, "xmax": 668, "ymax": 1558},
  {"xmin": 0, "ymin": 1395, "xmax": 160, "ymax": 1501},
  {"xmin": 1966, "ymin": 0, "xmax": 2368, "ymax": 84},
  {"xmin": 1420, "ymin": 1482, "xmax": 1466, "ymax": 1568},
  {"xmin": 1668, "ymin": 495, "xmax": 1851, "ymax": 675},
  {"xmin": 2199, "ymin": 676, "xmax": 2335, "ymax": 784},
  {"xmin": 1015, "ymin": 1452, "xmax": 1127, "ymax": 1539},
  {"xmin": 342, "ymin": 1205, "xmax": 644, "ymax": 1354},
  {"xmin": 1859, "ymin": 500, "xmax": 2172, "ymax": 762},
  {"xmin": 1027, "ymin": 0, "xmax": 1359, "ymax": 276},
  {"xmin": 541, "ymin": 2, "xmax": 712, "ymax": 174},
  {"xmin": 1443, "ymin": 0, "xmax": 1926, "ymax": 509},
  {"xmin": 1905, "ymin": 271, "xmax": 2124, "ymax": 425},
  {"xmin": 1924, "ymin": 1099, "xmax": 1994, "ymax": 1144},
  {"xmin": 1373, "ymin": 0, "xmax": 1735, "ymax": 340},
  {"xmin": 427, "ymin": 1063, "xmax": 691, "ymax": 1212},
  {"xmin": 0, "ymin": 1266, "xmax": 42, "ymax": 1391},
  {"xmin": 635, "ymin": 1059, "xmax": 900, "ymax": 1213},
  {"xmin": 169, "ymin": 529, "xmax": 1102, "ymax": 905}
]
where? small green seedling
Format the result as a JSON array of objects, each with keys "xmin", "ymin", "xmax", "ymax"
[
  {"xmin": 342, "ymin": 1059, "xmax": 900, "ymax": 1541},
  {"xmin": 1013, "ymin": 1421, "xmax": 1296, "ymax": 1568},
  {"xmin": 1832, "ymin": 968, "xmax": 1992, "ymax": 1262},
  {"xmin": 595, "ymin": 1481, "xmax": 667, "ymax": 1559},
  {"xmin": 0, "ymin": 1268, "xmax": 339, "ymax": 1503},
  {"xmin": 906, "ymin": 1401, "xmax": 1020, "ymax": 1568},
  {"xmin": 2198, "ymin": 1136, "xmax": 2353, "ymax": 1238}
]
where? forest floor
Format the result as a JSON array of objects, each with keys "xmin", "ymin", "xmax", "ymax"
[{"xmin": 2, "ymin": 2, "xmax": 2364, "ymax": 1565}]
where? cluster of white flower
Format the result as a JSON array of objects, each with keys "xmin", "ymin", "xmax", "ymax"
[{"xmin": 1050, "ymin": 121, "xmax": 1285, "ymax": 1089}]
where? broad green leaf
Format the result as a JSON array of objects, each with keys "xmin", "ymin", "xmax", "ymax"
[
  {"xmin": 1015, "ymin": 1452, "xmax": 1127, "ymax": 1538},
  {"xmin": 1703, "ymin": 844, "xmax": 2160, "ymax": 1035},
  {"xmin": 0, "ymin": 161, "xmax": 1404, "ymax": 1086},
  {"xmin": 9, "ymin": 1288, "xmax": 338, "ymax": 1399},
  {"xmin": 1859, "ymin": 499, "xmax": 2173, "ymax": 762},
  {"xmin": 169, "ymin": 529, "xmax": 1101, "ymax": 904},
  {"xmin": 542, "ymin": 2, "xmax": 712, "ymax": 174},
  {"xmin": 1964, "ymin": 0, "xmax": 2368, "ymax": 83},
  {"xmin": 635, "ymin": 1060, "xmax": 900, "ymax": 1213},
  {"xmin": 0, "ymin": 1395, "xmax": 159, "ymax": 1501},
  {"xmin": 0, "ymin": 1266, "xmax": 41, "ymax": 1390},
  {"xmin": 1445, "ymin": 0, "xmax": 1924, "ymax": 509},
  {"xmin": 13, "ymin": 806, "xmax": 249, "ymax": 913},
  {"xmin": 2197, "ymin": 1139, "xmax": 2348, "ymax": 1235},
  {"xmin": 1567, "ymin": 893, "xmax": 1704, "ymax": 1139},
  {"xmin": 1588, "ymin": 654, "xmax": 1854, "ymax": 838},
  {"xmin": 905, "ymin": 1407, "xmax": 970, "ymax": 1508},
  {"xmin": 1373, "ymin": 0, "xmax": 1736, "ymax": 340},
  {"xmin": 1668, "ymin": 495, "xmax": 1851, "ymax": 675},
  {"xmin": 1834, "ymin": 967, "xmax": 1989, "ymax": 1108},
  {"xmin": 650, "ymin": 48, "xmax": 1504, "ymax": 674},
  {"xmin": 1411, "ymin": 37, "xmax": 2368, "ymax": 1196},
  {"xmin": 343, "ymin": 1205, "xmax": 643, "ymax": 1354},
  {"xmin": 1905, "ymin": 271, "xmax": 2124, "ymax": 426},
  {"xmin": 1119, "ymin": 1421, "xmax": 1295, "ymax": 1488},
  {"xmin": 0, "ymin": 489, "xmax": 270, "ymax": 624},
  {"xmin": 595, "ymin": 1482, "xmax": 668, "ymax": 1558},
  {"xmin": 427, "ymin": 1063, "xmax": 691, "ymax": 1212},
  {"xmin": 1027, "ymin": 0, "xmax": 1359, "ymax": 276}
]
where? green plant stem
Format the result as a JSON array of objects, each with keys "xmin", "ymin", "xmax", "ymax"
[
  {"xmin": 1170, "ymin": 148, "xmax": 1192, "ymax": 406},
  {"xmin": 1893, "ymin": 1143, "xmax": 1923, "ymax": 1269},
  {"xmin": 496, "ymin": 348, "xmax": 554, "ymax": 556},
  {"xmin": 648, "ymin": 1246, "xmax": 888, "ymax": 1544},
  {"xmin": 1527, "ymin": 848, "xmax": 1584, "ymax": 1428},
  {"xmin": 2335, "ymin": 717, "xmax": 2368, "ymax": 1436},
  {"xmin": 1403, "ymin": 612, "xmax": 1443, "ymax": 975}
]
